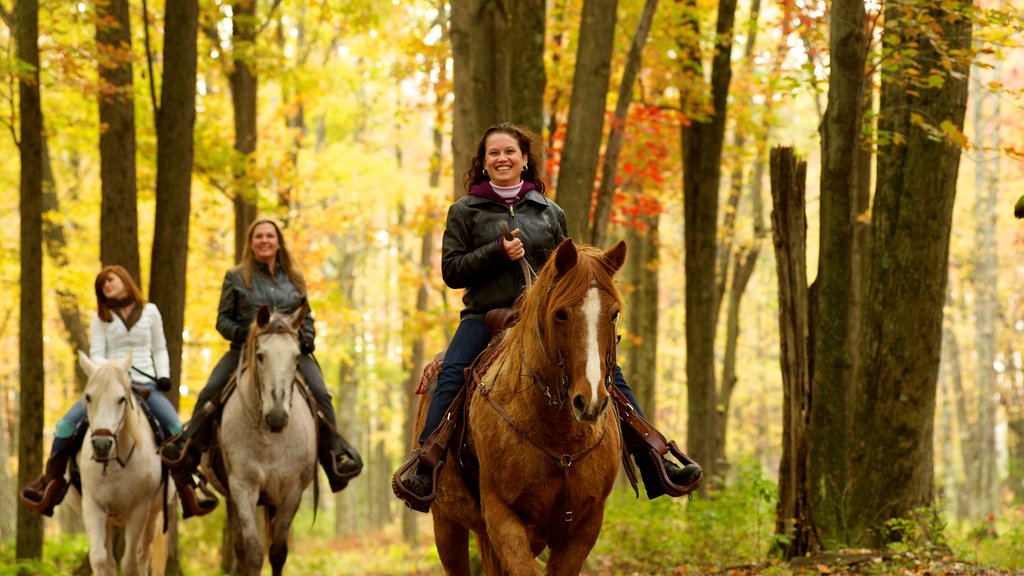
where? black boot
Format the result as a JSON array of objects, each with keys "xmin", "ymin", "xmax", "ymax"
[
  {"xmin": 319, "ymin": 422, "xmax": 363, "ymax": 492},
  {"xmin": 664, "ymin": 458, "xmax": 702, "ymax": 487},
  {"xmin": 401, "ymin": 464, "xmax": 433, "ymax": 499},
  {"xmin": 20, "ymin": 436, "xmax": 74, "ymax": 517}
]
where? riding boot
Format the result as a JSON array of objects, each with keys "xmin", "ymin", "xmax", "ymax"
[
  {"xmin": 631, "ymin": 447, "xmax": 703, "ymax": 499},
  {"xmin": 401, "ymin": 463, "xmax": 433, "ymax": 499},
  {"xmin": 163, "ymin": 440, "xmax": 218, "ymax": 519},
  {"xmin": 19, "ymin": 436, "xmax": 74, "ymax": 517},
  {"xmin": 318, "ymin": 420, "xmax": 363, "ymax": 492}
]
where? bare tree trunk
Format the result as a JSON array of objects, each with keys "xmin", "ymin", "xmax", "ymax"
[
  {"xmin": 148, "ymin": 3, "xmax": 198, "ymax": 571},
  {"xmin": 847, "ymin": 0, "xmax": 971, "ymax": 546},
  {"xmin": 16, "ymin": 0, "xmax": 45, "ymax": 560},
  {"xmin": 450, "ymin": 0, "xmax": 545, "ymax": 199},
  {"xmin": 231, "ymin": 0, "xmax": 258, "ymax": 262},
  {"xmin": 97, "ymin": 0, "xmax": 140, "ymax": 280},
  {"xmin": 970, "ymin": 57, "xmax": 1000, "ymax": 522},
  {"xmin": 592, "ymin": 0, "xmax": 657, "ymax": 247},
  {"xmin": 623, "ymin": 191, "xmax": 658, "ymax": 418},
  {"xmin": 679, "ymin": 0, "xmax": 739, "ymax": 479},
  {"xmin": 557, "ymin": 0, "xmax": 619, "ymax": 241},
  {"xmin": 769, "ymin": 148, "xmax": 817, "ymax": 558}
]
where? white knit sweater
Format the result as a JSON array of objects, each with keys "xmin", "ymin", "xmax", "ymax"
[{"xmin": 89, "ymin": 302, "xmax": 171, "ymax": 385}]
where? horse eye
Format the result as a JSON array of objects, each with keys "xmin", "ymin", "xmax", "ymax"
[
  {"xmin": 257, "ymin": 352, "xmax": 264, "ymax": 363},
  {"xmin": 85, "ymin": 394, "xmax": 91, "ymax": 403},
  {"xmin": 555, "ymin": 309, "xmax": 569, "ymax": 321},
  {"xmin": 119, "ymin": 397, "xmax": 127, "ymax": 405},
  {"xmin": 611, "ymin": 312, "xmax": 619, "ymax": 324}
]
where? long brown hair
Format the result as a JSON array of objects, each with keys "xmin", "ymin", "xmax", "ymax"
[
  {"xmin": 237, "ymin": 218, "xmax": 307, "ymax": 293},
  {"xmin": 464, "ymin": 123, "xmax": 547, "ymax": 195},
  {"xmin": 95, "ymin": 265, "xmax": 146, "ymax": 322}
]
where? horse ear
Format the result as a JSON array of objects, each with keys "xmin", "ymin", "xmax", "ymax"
[
  {"xmin": 257, "ymin": 304, "xmax": 271, "ymax": 328},
  {"xmin": 79, "ymin": 350, "xmax": 97, "ymax": 378},
  {"xmin": 602, "ymin": 241, "xmax": 627, "ymax": 274},
  {"xmin": 553, "ymin": 238, "xmax": 578, "ymax": 279},
  {"xmin": 290, "ymin": 301, "xmax": 309, "ymax": 330}
]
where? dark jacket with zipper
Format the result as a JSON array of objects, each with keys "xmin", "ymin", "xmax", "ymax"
[
  {"xmin": 216, "ymin": 262, "xmax": 316, "ymax": 349},
  {"xmin": 441, "ymin": 185, "xmax": 568, "ymax": 320}
]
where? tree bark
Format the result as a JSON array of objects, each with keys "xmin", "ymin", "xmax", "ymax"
[
  {"xmin": 231, "ymin": 0, "xmax": 258, "ymax": 261},
  {"xmin": 769, "ymin": 148, "xmax": 817, "ymax": 557},
  {"xmin": 679, "ymin": 0, "xmax": 739, "ymax": 479},
  {"xmin": 16, "ymin": 0, "xmax": 45, "ymax": 560},
  {"xmin": 847, "ymin": 0, "xmax": 972, "ymax": 546},
  {"xmin": 810, "ymin": 0, "xmax": 867, "ymax": 546},
  {"xmin": 450, "ymin": 0, "xmax": 545, "ymax": 199},
  {"xmin": 557, "ymin": 0, "xmax": 618, "ymax": 241},
  {"xmin": 592, "ymin": 0, "xmax": 657, "ymax": 247},
  {"xmin": 97, "ymin": 0, "xmax": 140, "ymax": 280},
  {"xmin": 624, "ymin": 193, "xmax": 659, "ymax": 419}
]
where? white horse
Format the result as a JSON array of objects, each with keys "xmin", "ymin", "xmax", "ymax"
[
  {"xmin": 67, "ymin": 351, "xmax": 170, "ymax": 576},
  {"xmin": 207, "ymin": 304, "xmax": 317, "ymax": 576}
]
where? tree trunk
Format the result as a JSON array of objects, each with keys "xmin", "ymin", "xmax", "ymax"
[
  {"xmin": 231, "ymin": 0, "xmax": 258, "ymax": 262},
  {"xmin": 769, "ymin": 148, "xmax": 817, "ymax": 558},
  {"xmin": 847, "ymin": 0, "xmax": 972, "ymax": 546},
  {"xmin": 16, "ymin": 0, "xmax": 45, "ymax": 560},
  {"xmin": 970, "ymin": 57, "xmax": 1000, "ymax": 522},
  {"xmin": 810, "ymin": 0, "xmax": 867, "ymax": 547},
  {"xmin": 679, "ymin": 0, "xmax": 739, "ymax": 479},
  {"xmin": 97, "ymin": 0, "xmax": 140, "ymax": 280},
  {"xmin": 450, "ymin": 0, "xmax": 545, "ymax": 199},
  {"xmin": 623, "ymin": 192, "xmax": 658, "ymax": 419},
  {"xmin": 592, "ymin": 0, "xmax": 657, "ymax": 247},
  {"xmin": 557, "ymin": 0, "xmax": 618, "ymax": 241},
  {"xmin": 150, "ymin": 0, "xmax": 198, "ymax": 398},
  {"xmin": 148, "ymin": 5, "xmax": 198, "ymax": 571}
]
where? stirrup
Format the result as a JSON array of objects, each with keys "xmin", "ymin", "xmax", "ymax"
[
  {"xmin": 19, "ymin": 477, "xmax": 69, "ymax": 517},
  {"xmin": 635, "ymin": 440, "xmax": 703, "ymax": 499},
  {"xmin": 391, "ymin": 449, "xmax": 443, "ymax": 513}
]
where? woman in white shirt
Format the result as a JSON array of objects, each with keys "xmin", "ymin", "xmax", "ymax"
[{"xmin": 20, "ymin": 265, "xmax": 214, "ymax": 517}]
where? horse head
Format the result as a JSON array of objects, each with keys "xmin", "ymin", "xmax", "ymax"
[
  {"xmin": 246, "ymin": 303, "xmax": 308, "ymax": 432},
  {"xmin": 519, "ymin": 238, "xmax": 627, "ymax": 424},
  {"xmin": 79, "ymin": 350, "xmax": 138, "ymax": 461}
]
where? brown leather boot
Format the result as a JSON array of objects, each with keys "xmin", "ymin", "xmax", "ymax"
[
  {"xmin": 20, "ymin": 437, "xmax": 74, "ymax": 517},
  {"xmin": 170, "ymin": 470, "xmax": 218, "ymax": 519},
  {"xmin": 20, "ymin": 474, "xmax": 69, "ymax": 517}
]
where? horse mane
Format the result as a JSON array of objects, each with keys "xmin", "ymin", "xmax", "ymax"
[{"xmin": 509, "ymin": 243, "xmax": 623, "ymax": 367}]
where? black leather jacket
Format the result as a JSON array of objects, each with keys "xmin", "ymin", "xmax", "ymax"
[
  {"xmin": 216, "ymin": 262, "xmax": 316, "ymax": 349},
  {"xmin": 442, "ymin": 189, "xmax": 567, "ymax": 320}
]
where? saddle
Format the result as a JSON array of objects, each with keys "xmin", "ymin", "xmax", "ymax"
[{"xmin": 392, "ymin": 309, "xmax": 512, "ymax": 513}]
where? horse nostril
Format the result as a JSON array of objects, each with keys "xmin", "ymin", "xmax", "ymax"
[{"xmin": 572, "ymin": 394, "xmax": 587, "ymax": 414}]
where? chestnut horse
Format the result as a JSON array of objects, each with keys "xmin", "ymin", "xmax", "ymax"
[{"xmin": 421, "ymin": 238, "xmax": 626, "ymax": 575}]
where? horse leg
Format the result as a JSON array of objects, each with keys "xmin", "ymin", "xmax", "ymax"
[
  {"xmin": 267, "ymin": 490, "xmax": 302, "ymax": 576},
  {"xmin": 475, "ymin": 534, "xmax": 507, "ymax": 576},
  {"xmin": 121, "ymin": 503, "xmax": 156, "ymax": 576},
  {"xmin": 544, "ymin": 508, "xmax": 605, "ymax": 576},
  {"xmin": 479, "ymin": 493, "xmax": 536, "ymax": 576},
  {"xmin": 432, "ymin": 514, "xmax": 472, "ymax": 576},
  {"xmin": 81, "ymin": 500, "xmax": 116, "ymax": 576},
  {"xmin": 228, "ymin": 490, "xmax": 265, "ymax": 576}
]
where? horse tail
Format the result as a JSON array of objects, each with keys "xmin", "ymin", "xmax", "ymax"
[{"xmin": 150, "ymin": 510, "xmax": 169, "ymax": 576}]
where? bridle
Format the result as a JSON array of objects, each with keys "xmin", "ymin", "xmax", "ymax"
[{"xmin": 89, "ymin": 384, "xmax": 137, "ymax": 474}]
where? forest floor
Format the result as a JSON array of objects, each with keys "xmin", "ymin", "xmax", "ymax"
[{"xmin": 701, "ymin": 549, "xmax": 1023, "ymax": 576}]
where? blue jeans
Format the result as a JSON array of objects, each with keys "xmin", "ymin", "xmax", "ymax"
[
  {"xmin": 51, "ymin": 384, "xmax": 181, "ymax": 450},
  {"xmin": 417, "ymin": 318, "xmax": 645, "ymax": 444}
]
